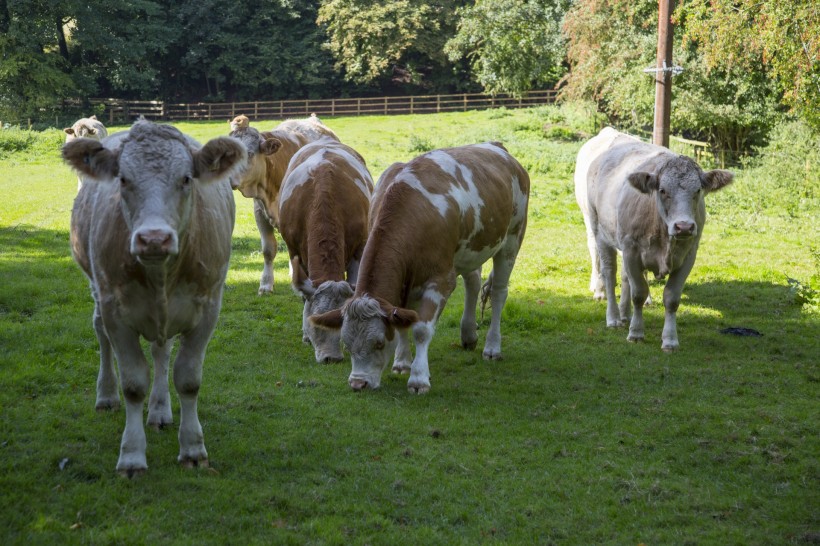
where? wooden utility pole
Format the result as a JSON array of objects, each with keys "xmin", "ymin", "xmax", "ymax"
[{"xmin": 652, "ymin": 0, "xmax": 675, "ymax": 147}]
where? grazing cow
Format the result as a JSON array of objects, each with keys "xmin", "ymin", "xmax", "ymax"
[
  {"xmin": 580, "ymin": 128, "xmax": 733, "ymax": 351},
  {"xmin": 311, "ymin": 142, "xmax": 529, "ymax": 393},
  {"xmin": 280, "ymin": 138, "xmax": 375, "ymax": 362},
  {"xmin": 64, "ymin": 120, "xmax": 246, "ymax": 476},
  {"xmin": 65, "ymin": 116, "xmax": 109, "ymax": 191},
  {"xmin": 230, "ymin": 114, "xmax": 340, "ymax": 295},
  {"xmin": 229, "ymin": 114, "xmax": 250, "ymax": 131}
]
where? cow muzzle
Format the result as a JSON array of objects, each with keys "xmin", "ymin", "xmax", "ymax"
[
  {"xmin": 348, "ymin": 374, "xmax": 380, "ymax": 391},
  {"xmin": 133, "ymin": 228, "xmax": 178, "ymax": 259},
  {"xmin": 672, "ymin": 221, "xmax": 696, "ymax": 238}
]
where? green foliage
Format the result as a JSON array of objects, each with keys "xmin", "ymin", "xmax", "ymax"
[
  {"xmin": 0, "ymin": 127, "xmax": 64, "ymax": 160},
  {"xmin": 445, "ymin": 0, "xmax": 570, "ymax": 95},
  {"xmin": 407, "ymin": 134, "xmax": 436, "ymax": 153},
  {"xmin": 679, "ymin": 0, "xmax": 820, "ymax": 130},
  {"xmin": 317, "ymin": 0, "xmax": 465, "ymax": 89},
  {"xmin": 0, "ymin": 108, "xmax": 817, "ymax": 543}
]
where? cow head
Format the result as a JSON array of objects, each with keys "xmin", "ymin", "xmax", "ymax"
[
  {"xmin": 64, "ymin": 116, "xmax": 102, "ymax": 142},
  {"xmin": 229, "ymin": 114, "xmax": 250, "ymax": 131},
  {"xmin": 292, "ymin": 257, "xmax": 354, "ymax": 363},
  {"xmin": 627, "ymin": 156, "xmax": 733, "ymax": 239},
  {"xmin": 310, "ymin": 294, "xmax": 419, "ymax": 390},
  {"xmin": 63, "ymin": 120, "xmax": 246, "ymax": 263},
  {"xmin": 228, "ymin": 126, "xmax": 282, "ymax": 197}
]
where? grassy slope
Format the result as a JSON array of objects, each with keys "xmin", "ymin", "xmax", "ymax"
[{"xmin": 0, "ymin": 108, "xmax": 817, "ymax": 545}]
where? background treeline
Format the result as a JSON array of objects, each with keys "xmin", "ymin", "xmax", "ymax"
[{"xmin": 1, "ymin": 0, "xmax": 817, "ymax": 150}]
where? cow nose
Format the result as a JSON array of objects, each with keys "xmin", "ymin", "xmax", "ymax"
[
  {"xmin": 135, "ymin": 229, "xmax": 174, "ymax": 256},
  {"xmin": 321, "ymin": 355, "xmax": 343, "ymax": 364},
  {"xmin": 674, "ymin": 221, "xmax": 695, "ymax": 236},
  {"xmin": 349, "ymin": 378, "xmax": 368, "ymax": 391}
]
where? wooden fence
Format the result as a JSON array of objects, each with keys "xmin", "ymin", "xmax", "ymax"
[{"xmin": 66, "ymin": 90, "xmax": 557, "ymax": 124}]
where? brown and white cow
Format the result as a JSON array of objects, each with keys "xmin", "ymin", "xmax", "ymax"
[
  {"xmin": 64, "ymin": 120, "xmax": 246, "ymax": 476},
  {"xmin": 229, "ymin": 114, "xmax": 340, "ymax": 295},
  {"xmin": 280, "ymin": 138, "xmax": 375, "ymax": 362},
  {"xmin": 65, "ymin": 115, "xmax": 109, "ymax": 191},
  {"xmin": 580, "ymin": 128, "xmax": 733, "ymax": 351},
  {"xmin": 311, "ymin": 142, "xmax": 529, "ymax": 393}
]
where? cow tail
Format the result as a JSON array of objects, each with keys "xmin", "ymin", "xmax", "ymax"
[{"xmin": 480, "ymin": 270, "xmax": 494, "ymax": 321}]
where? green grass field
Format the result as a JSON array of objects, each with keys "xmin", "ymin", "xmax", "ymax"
[{"xmin": 1, "ymin": 106, "xmax": 817, "ymax": 544}]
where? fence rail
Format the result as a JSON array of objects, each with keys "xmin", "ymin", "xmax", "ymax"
[{"xmin": 62, "ymin": 90, "xmax": 557, "ymax": 124}]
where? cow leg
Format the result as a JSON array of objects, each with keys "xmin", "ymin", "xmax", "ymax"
[
  {"xmin": 596, "ymin": 241, "xmax": 623, "ymax": 327},
  {"xmin": 106, "ymin": 327, "xmax": 150, "ymax": 476},
  {"xmin": 460, "ymin": 268, "xmax": 481, "ymax": 350},
  {"xmin": 147, "ymin": 340, "xmax": 173, "ymax": 429},
  {"xmin": 584, "ymin": 218, "xmax": 606, "ymax": 300},
  {"xmin": 172, "ymin": 301, "xmax": 221, "ymax": 467},
  {"xmin": 391, "ymin": 329, "xmax": 413, "ymax": 374},
  {"xmin": 483, "ymin": 239, "xmax": 520, "ymax": 360},
  {"xmin": 619, "ymin": 263, "xmax": 632, "ymax": 324},
  {"xmin": 93, "ymin": 300, "xmax": 120, "ymax": 411},
  {"xmin": 622, "ymin": 251, "xmax": 648, "ymax": 343},
  {"xmin": 407, "ymin": 279, "xmax": 454, "ymax": 393},
  {"xmin": 660, "ymin": 251, "xmax": 696, "ymax": 351},
  {"xmin": 254, "ymin": 199, "xmax": 276, "ymax": 295}
]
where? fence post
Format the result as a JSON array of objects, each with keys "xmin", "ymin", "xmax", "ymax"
[
  {"xmin": 357, "ymin": 98, "xmax": 361, "ymax": 116},
  {"xmin": 437, "ymin": 95, "xmax": 440, "ymax": 113},
  {"xmin": 464, "ymin": 94, "xmax": 467, "ymax": 111},
  {"xmin": 332, "ymin": 99, "xmax": 335, "ymax": 117},
  {"xmin": 254, "ymin": 102, "xmax": 258, "ymax": 119}
]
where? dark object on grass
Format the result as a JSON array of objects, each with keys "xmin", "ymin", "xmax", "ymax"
[{"xmin": 720, "ymin": 327, "xmax": 763, "ymax": 337}]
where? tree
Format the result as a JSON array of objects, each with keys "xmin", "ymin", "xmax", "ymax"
[
  {"xmin": 0, "ymin": 0, "xmax": 77, "ymax": 123},
  {"xmin": 317, "ymin": 0, "xmax": 471, "ymax": 92},
  {"xmin": 678, "ymin": 0, "xmax": 820, "ymax": 129},
  {"xmin": 562, "ymin": 0, "xmax": 782, "ymax": 152},
  {"xmin": 444, "ymin": 0, "xmax": 570, "ymax": 95}
]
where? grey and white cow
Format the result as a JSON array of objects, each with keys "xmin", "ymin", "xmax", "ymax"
[
  {"xmin": 579, "ymin": 128, "xmax": 733, "ymax": 351},
  {"xmin": 64, "ymin": 120, "xmax": 246, "ymax": 476}
]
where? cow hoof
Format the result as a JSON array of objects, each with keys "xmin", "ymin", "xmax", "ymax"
[
  {"xmin": 95, "ymin": 398, "xmax": 121, "ymax": 411},
  {"xmin": 662, "ymin": 344, "xmax": 679, "ymax": 353},
  {"xmin": 462, "ymin": 339, "xmax": 477, "ymax": 351},
  {"xmin": 482, "ymin": 351, "xmax": 503, "ymax": 361},
  {"xmin": 627, "ymin": 334, "xmax": 644, "ymax": 343},
  {"xmin": 117, "ymin": 467, "xmax": 147, "ymax": 479},
  {"xmin": 391, "ymin": 363, "xmax": 411, "ymax": 375},
  {"xmin": 180, "ymin": 457, "xmax": 209, "ymax": 469},
  {"xmin": 408, "ymin": 384, "xmax": 430, "ymax": 395},
  {"xmin": 147, "ymin": 417, "xmax": 173, "ymax": 431},
  {"xmin": 593, "ymin": 292, "xmax": 606, "ymax": 301},
  {"xmin": 258, "ymin": 286, "xmax": 273, "ymax": 296}
]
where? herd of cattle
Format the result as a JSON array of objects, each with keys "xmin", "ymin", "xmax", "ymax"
[{"xmin": 61, "ymin": 114, "xmax": 733, "ymax": 476}]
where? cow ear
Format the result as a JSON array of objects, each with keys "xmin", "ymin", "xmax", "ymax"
[
  {"xmin": 89, "ymin": 115, "xmax": 97, "ymax": 120},
  {"xmin": 194, "ymin": 136, "xmax": 248, "ymax": 183},
  {"xmin": 310, "ymin": 309, "xmax": 344, "ymax": 330},
  {"xmin": 64, "ymin": 127, "xmax": 74, "ymax": 135},
  {"xmin": 702, "ymin": 169, "xmax": 734, "ymax": 193},
  {"xmin": 260, "ymin": 136, "xmax": 282, "ymax": 156},
  {"xmin": 62, "ymin": 139, "xmax": 119, "ymax": 180},
  {"xmin": 386, "ymin": 307, "xmax": 420, "ymax": 329},
  {"xmin": 88, "ymin": 128, "xmax": 97, "ymax": 136},
  {"xmin": 291, "ymin": 257, "xmax": 315, "ymax": 299},
  {"xmin": 627, "ymin": 171, "xmax": 659, "ymax": 194}
]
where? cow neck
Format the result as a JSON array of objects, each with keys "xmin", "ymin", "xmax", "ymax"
[
  {"xmin": 354, "ymin": 224, "xmax": 409, "ymax": 307},
  {"xmin": 306, "ymin": 177, "xmax": 346, "ymax": 285}
]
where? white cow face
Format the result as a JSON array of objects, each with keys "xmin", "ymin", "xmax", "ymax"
[
  {"xmin": 628, "ymin": 156, "xmax": 734, "ymax": 239},
  {"xmin": 311, "ymin": 294, "xmax": 417, "ymax": 390},
  {"xmin": 228, "ymin": 126, "xmax": 281, "ymax": 197},
  {"xmin": 63, "ymin": 121, "xmax": 246, "ymax": 262},
  {"xmin": 298, "ymin": 280, "xmax": 354, "ymax": 363}
]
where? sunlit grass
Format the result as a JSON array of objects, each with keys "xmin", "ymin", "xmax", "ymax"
[{"xmin": 0, "ymin": 106, "xmax": 817, "ymax": 544}]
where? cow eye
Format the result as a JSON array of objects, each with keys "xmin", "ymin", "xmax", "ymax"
[
  {"xmin": 120, "ymin": 176, "xmax": 130, "ymax": 189},
  {"xmin": 374, "ymin": 340, "xmax": 385, "ymax": 351},
  {"xmin": 180, "ymin": 176, "xmax": 192, "ymax": 189}
]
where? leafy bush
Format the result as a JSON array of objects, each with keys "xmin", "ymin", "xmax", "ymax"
[
  {"xmin": 407, "ymin": 134, "xmax": 436, "ymax": 153},
  {"xmin": 0, "ymin": 127, "xmax": 64, "ymax": 160}
]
